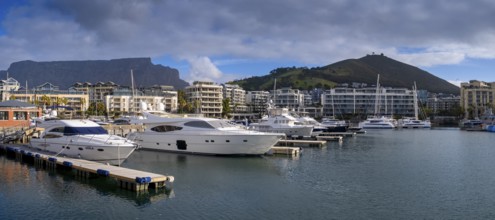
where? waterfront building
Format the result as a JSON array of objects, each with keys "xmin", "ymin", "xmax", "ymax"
[
  {"xmin": 460, "ymin": 80, "xmax": 495, "ymax": 118},
  {"xmin": 0, "ymin": 77, "xmax": 20, "ymax": 101},
  {"xmin": 72, "ymin": 81, "xmax": 119, "ymax": 103},
  {"xmin": 273, "ymin": 87, "xmax": 305, "ymax": 109},
  {"xmin": 105, "ymin": 87, "xmax": 178, "ymax": 114},
  {"xmin": 0, "ymin": 100, "xmax": 41, "ymax": 127},
  {"xmin": 245, "ymin": 91, "xmax": 270, "ymax": 115},
  {"xmin": 8, "ymin": 88, "xmax": 89, "ymax": 115},
  {"xmin": 321, "ymin": 87, "xmax": 416, "ymax": 117},
  {"xmin": 427, "ymin": 95, "xmax": 460, "ymax": 115},
  {"xmin": 185, "ymin": 81, "xmax": 223, "ymax": 118},
  {"xmin": 222, "ymin": 84, "xmax": 248, "ymax": 113}
]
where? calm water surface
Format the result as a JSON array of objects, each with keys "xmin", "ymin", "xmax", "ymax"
[{"xmin": 1, "ymin": 129, "xmax": 495, "ymax": 219}]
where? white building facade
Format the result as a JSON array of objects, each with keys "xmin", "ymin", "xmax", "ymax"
[
  {"xmin": 185, "ymin": 81, "xmax": 223, "ymax": 118},
  {"xmin": 321, "ymin": 87, "xmax": 416, "ymax": 117}
]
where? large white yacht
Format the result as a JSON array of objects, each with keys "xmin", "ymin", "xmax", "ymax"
[
  {"xmin": 29, "ymin": 119, "xmax": 137, "ymax": 165},
  {"xmin": 398, "ymin": 117, "xmax": 431, "ymax": 129},
  {"xmin": 249, "ymin": 108, "xmax": 313, "ymax": 137},
  {"xmin": 359, "ymin": 116, "xmax": 397, "ymax": 129},
  {"xmin": 126, "ymin": 112, "xmax": 284, "ymax": 155}
]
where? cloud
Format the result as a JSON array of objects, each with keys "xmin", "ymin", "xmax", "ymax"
[
  {"xmin": 0, "ymin": 0, "xmax": 495, "ymax": 82},
  {"xmin": 185, "ymin": 56, "xmax": 223, "ymax": 83}
]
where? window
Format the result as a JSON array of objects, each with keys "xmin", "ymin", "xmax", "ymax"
[
  {"xmin": 0, "ymin": 111, "xmax": 8, "ymax": 120},
  {"xmin": 151, "ymin": 125, "xmax": 183, "ymax": 132},
  {"xmin": 184, "ymin": 121, "xmax": 214, "ymax": 129},
  {"xmin": 13, "ymin": 111, "xmax": 27, "ymax": 120}
]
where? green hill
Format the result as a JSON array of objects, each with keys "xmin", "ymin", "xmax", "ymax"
[{"xmin": 230, "ymin": 54, "xmax": 460, "ymax": 95}]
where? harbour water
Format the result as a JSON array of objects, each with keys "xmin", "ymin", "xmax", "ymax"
[{"xmin": 1, "ymin": 128, "xmax": 495, "ymax": 219}]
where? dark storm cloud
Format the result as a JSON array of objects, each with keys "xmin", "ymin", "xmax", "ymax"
[{"xmin": 1, "ymin": 0, "xmax": 495, "ymax": 70}]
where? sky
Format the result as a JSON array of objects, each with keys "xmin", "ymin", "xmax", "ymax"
[{"xmin": 1, "ymin": 0, "xmax": 495, "ymax": 87}]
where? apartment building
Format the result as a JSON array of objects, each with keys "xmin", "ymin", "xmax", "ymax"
[
  {"xmin": 223, "ymin": 84, "xmax": 247, "ymax": 113},
  {"xmin": 185, "ymin": 81, "xmax": 223, "ymax": 118},
  {"xmin": 460, "ymin": 80, "xmax": 495, "ymax": 118},
  {"xmin": 321, "ymin": 87, "xmax": 416, "ymax": 117},
  {"xmin": 273, "ymin": 87, "xmax": 305, "ymax": 108}
]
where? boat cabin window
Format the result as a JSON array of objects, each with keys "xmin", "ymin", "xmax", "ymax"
[
  {"xmin": 184, "ymin": 121, "xmax": 215, "ymax": 129},
  {"xmin": 44, "ymin": 133, "xmax": 62, "ymax": 138},
  {"xmin": 63, "ymin": 126, "xmax": 108, "ymax": 136},
  {"xmin": 151, "ymin": 125, "xmax": 183, "ymax": 132},
  {"xmin": 49, "ymin": 127, "xmax": 65, "ymax": 133}
]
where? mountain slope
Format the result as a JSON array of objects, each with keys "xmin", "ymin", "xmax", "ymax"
[
  {"xmin": 0, "ymin": 58, "xmax": 190, "ymax": 89},
  {"xmin": 231, "ymin": 54, "xmax": 460, "ymax": 94}
]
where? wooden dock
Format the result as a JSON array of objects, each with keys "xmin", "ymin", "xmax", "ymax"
[
  {"xmin": 0, "ymin": 144, "xmax": 174, "ymax": 192},
  {"xmin": 276, "ymin": 139, "xmax": 327, "ymax": 147},
  {"xmin": 316, "ymin": 135, "xmax": 343, "ymax": 142},
  {"xmin": 269, "ymin": 146, "xmax": 301, "ymax": 156}
]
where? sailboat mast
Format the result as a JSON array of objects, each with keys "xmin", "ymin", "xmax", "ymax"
[
  {"xmin": 131, "ymin": 69, "xmax": 135, "ymax": 113},
  {"xmin": 413, "ymin": 82, "xmax": 419, "ymax": 120},
  {"xmin": 374, "ymin": 74, "xmax": 380, "ymax": 116}
]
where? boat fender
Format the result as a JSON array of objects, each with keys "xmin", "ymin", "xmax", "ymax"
[
  {"xmin": 27, "ymin": 152, "xmax": 33, "ymax": 157},
  {"xmin": 48, "ymin": 157, "xmax": 57, "ymax": 162},
  {"xmin": 35, "ymin": 154, "xmax": 41, "ymax": 158},
  {"xmin": 96, "ymin": 169, "xmax": 110, "ymax": 176},
  {"xmin": 135, "ymin": 176, "xmax": 152, "ymax": 183},
  {"xmin": 21, "ymin": 150, "xmax": 26, "ymax": 155},
  {"xmin": 167, "ymin": 176, "xmax": 175, "ymax": 183},
  {"xmin": 6, "ymin": 147, "xmax": 15, "ymax": 152},
  {"xmin": 62, "ymin": 161, "xmax": 73, "ymax": 167}
]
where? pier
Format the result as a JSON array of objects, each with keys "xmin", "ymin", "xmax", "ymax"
[{"xmin": 0, "ymin": 144, "xmax": 174, "ymax": 192}]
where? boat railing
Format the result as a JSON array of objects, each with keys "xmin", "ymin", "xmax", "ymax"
[{"xmin": 41, "ymin": 132, "xmax": 134, "ymax": 147}]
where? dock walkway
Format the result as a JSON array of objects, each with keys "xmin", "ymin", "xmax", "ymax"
[{"xmin": 0, "ymin": 144, "xmax": 174, "ymax": 192}]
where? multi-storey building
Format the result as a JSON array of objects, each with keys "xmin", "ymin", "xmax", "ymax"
[
  {"xmin": 245, "ymin": 91, "xmax": 270, "ymax": 115},
  {"xmin": 72, "ymin": 81, "xmax": 119, "ymax": 103},
  {"xmin": 321, "ymin": 87, "xmax": 416, "ymax": 117},
  {"xmin": 9, "ymin": 89, "xmax": 89, "ymax": 114},
  {"xmin": 0, "ymin": 77, "xmax": 20, "ymax": 101},
  {"xmin": 427, "ymin": 95, "xmax": 460, "ymax": 115},
  {"xmin": 222, "ymin": 84, "xmax": 247, "ymax": 113},
  {"xmin": 185, "ymin": 81, "xmax": 223, "ymax": 118},
  {"xmin": 460, "ymin": 80, "xmax": 495, "ymax": 118},
  {"xmin": 105, "ymin": 87, "xmax": 178, "ymax": 114},
  {"xmin": 273, "ymin": 87, "xmax": 305, "ymax": 109}
]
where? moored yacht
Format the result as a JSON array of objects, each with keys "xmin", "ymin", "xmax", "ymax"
[
  {"xmin": 29, "ymin": 119, "xmax": 137, "ymax": 165},
  {"xmin": 359, "ymin": 116, "xmax": 397, "ymax": 129},
  {"xmin": 321, "ymin": 118, "xmax": 349, "ymax": 132},
  {"xmin": 398, "ymin": 117, "xmax": 431, "ymax": 129},
  {"xmin": 249, "ymin": 108, "xmax": 313, "ymax": 137},
  {"xmin": 126, "ymin": 112, "xmax": 284, "ymax": 155}
]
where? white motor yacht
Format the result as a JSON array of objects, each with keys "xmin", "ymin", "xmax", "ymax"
[
  {"xmin": 126, "ymin": 112, "xmax": 284, "ymax": 155},
  {"xmin": 249, "ymin": 108, "xmax": 313, "ymax": 137},
  {"xmin": 398, "ymin": 117, "xmax": 431, "ymax": 129},
  {"xmin": 29, "ymin": 119, "xmax": 137, "ymax": 165},
  {"xmin": 359, "ymin": 116, "xmax": 397, "ymax": 129}
]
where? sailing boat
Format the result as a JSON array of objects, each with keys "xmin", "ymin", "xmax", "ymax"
[
  {"xmin": 398, "ymin": 82, "xmax": 431, "ymax": 129},
  {"xmin": 358, "ymin": 74, "xmax": 397, "ymax": 129}
]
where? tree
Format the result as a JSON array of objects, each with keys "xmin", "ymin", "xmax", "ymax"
[
  {"xmin": 222, "ymin": 98, "xmax": 231, "ymax": 118},
  {"xmin": 40, "ymin": 95, "xmax": 51, "ymax": 106},
  {"xmin": 177, "ymin": 90, "xmax": 189, "ymax": 113}
]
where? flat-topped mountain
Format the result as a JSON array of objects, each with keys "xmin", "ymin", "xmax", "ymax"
[
  {"xmin": 0, "ymin": 58, "xmax": 189, "ymax": 89},
  {"xmin": 231, "ymin": 54, "xmax": 460, "ymax": 95}
]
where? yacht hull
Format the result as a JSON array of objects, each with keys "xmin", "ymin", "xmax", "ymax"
[
  {"xmin": 128, "ymin": 132, "xmax": 282, "ymax": 155},
  {"xmin": 29, "ymin": 135, "xmax": 136, "ymax": 165}
]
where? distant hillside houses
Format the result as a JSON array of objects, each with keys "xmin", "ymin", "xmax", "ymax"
[{"xmin": 0, "ymin": 76, "xmax": 466, "ymax": 120}]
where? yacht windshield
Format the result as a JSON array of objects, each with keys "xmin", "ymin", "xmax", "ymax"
[{"xmin": 63, "ymin": 126, "xmax": 108, "ymax": 135}]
